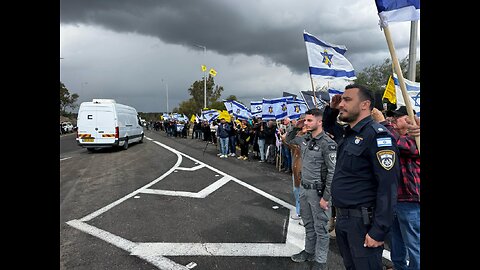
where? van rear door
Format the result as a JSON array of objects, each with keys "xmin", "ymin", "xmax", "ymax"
[{"xmin": 78, "ymin": 104, "xmax": 116, "ymax": 145}]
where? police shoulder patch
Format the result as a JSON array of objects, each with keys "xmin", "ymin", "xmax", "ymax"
[
  {"xmin": 328, "ymin": 144, "xmax": 337, "ymax": 151},
  {"xmin": 328, "ymin": 152, "xmax": 336, "ymax": 163},
  {"xmin": 376, "ymin": 150, "xmax": 395, "ymax": 170}
]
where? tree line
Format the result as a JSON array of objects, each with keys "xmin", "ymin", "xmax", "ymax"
[{"xmin": 60, "ymin": 57, "xmax": 420, "ymax": 121}]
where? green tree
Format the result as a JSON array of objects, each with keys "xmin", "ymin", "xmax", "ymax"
[
  {"xmin": 354, "ymin": 57, "xmax": 420, "ymax": 110},
  {"xmin": 60, "ymin": 81, "xmax": 79, "ymax": 116},
  {"xmin": 355, "ymin": 57, "xmax": 420, "ymax": 94},
  {"xmin": 224, "ymin": 95, "xmax": 238, "ymax": 101},
  {"xmin": 178, "ymin": 74, "xmax": 225, "ymax": 116}
]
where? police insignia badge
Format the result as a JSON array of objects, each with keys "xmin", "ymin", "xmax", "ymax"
[
  {"xmin": 329, "ymin": 152, "xmax": 336, "ymax": 163},
  {"xmin": 376, "ymin": 150, "xmax": 395, "ymax": 170}
]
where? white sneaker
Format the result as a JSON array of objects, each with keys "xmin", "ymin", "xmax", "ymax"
[
  {"xmin": 230, "ymin": 153, "xmax": 236, "ymax": 157},
  {"xmin": 290, "ymin": 214, "xmax": 301, "ymax": 220},
  {"xmin": 217, "ymin": 153, "xmax": 222, "ymax": 156},
  {"xmin": 222, "ymin": 154, "xmax": 228, "ymax": 158}
]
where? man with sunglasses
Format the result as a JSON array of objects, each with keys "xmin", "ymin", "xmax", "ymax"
[
  {"xmin": 286, "ymin": 108, "xmax": 337, "ymax": 270},
  {"xmin": 331, "ymin": 84, "xmax": 401, "ymax": 270}
]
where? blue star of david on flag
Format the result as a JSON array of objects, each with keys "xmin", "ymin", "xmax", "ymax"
[{"xmin": 411, "ymin": 92, "xmax": 420, "ymax": 107}]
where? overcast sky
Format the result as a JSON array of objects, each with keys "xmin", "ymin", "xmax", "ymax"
[{"xmin": 60, "ymin": 0, "xmax": 420, "ymax": 113}]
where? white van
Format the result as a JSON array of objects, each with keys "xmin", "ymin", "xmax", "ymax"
[{"xmin": 76, "ymin": 99, "xmax": 144, "ymax": 151}]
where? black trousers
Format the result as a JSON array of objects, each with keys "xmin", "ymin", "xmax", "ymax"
[{"xmin": 335, "ymin": 215, "xmax": 384, "ymax": 270}]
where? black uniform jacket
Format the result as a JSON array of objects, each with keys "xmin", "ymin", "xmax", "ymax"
[{"xmin": 331, "ymin": 116, "xmax": 401, "ymax": 241}]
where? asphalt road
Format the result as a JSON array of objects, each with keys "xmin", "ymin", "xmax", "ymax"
[{"xmin": 60, "ymin": 130, "xmax": 393, "ymax": 270}]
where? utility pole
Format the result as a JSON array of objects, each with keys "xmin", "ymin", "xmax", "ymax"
[
  {"xmin": 407, "ymin": 21, "xmax": 418, "ymax": 81},
  {"xmin": 162, "ymin": 79, "xmax": 169, "ymax": 113},
  {"xmin": 194, "ymin": 44, "xmax": 207, "ymax": 109}
]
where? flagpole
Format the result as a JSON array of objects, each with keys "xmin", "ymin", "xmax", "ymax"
[
  {"xmin": 299, "ymin": 91, "xmax": 310, "ymax": 110},
  {"xmin": 382, "ymin": 26, "xmax": 420, "ymax": 154},
  {"xmin": 309, "ymin": 75, "xmax": 317, "ymax": 106},
  {"xmin": 303, "ymin": 35, "xmax": 318, "ymax": 107}
]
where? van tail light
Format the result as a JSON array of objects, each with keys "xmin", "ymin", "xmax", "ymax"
[{"xmin": 115, "ymin": 126, "xmax": 119, "ymax": 138}]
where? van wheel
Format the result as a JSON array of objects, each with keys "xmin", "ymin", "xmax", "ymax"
[
  {"xmin": 139, "ymin": 134, "xmax": 144, "ymax": 143},
  {"xmin": 122, "ymin": 139, "xmax": 129, "ymax": 150}
]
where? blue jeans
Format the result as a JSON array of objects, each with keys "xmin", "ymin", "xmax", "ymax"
[
  {"xmin": 282, "ymin": 145, "xmax": 291, "ymax": 170},
  {"xmin": 229, "ymin": 135, "xmax": 237, "ymax": 154},
  {"xmin": 258, "ymin": 139, "xmax": 266, "ymax": 161},
  {"xmin": 292, "ymin": 178, "xmax": 300, "ymax": 216},
  {"xmin": 390, "ymin": 202, "xmax": 420, "ymax": 270},
  {"xmin": 219, "ymin": 137, "xmax": 229, "ymax": 155}
]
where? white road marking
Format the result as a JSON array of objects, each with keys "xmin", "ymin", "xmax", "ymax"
[
  {"xmin": 185, "ymin": 262, "xmax": 197, "ymax": 269},
  {"xmin": 67, "ymin": 135, "xmax": 390, "ymax": 268},
  {"xmin": 132, "ymin": 242, "xmax": 301, "ymax": 257},
  {"xmin": 383, "ymin": 249, "xmax": 391, "ymax": 261},
  {"xmin": 60, "ymin": 157, "xmax": 72, "ymax": 161},
  {"xmin": 176, "ymin": 164, "xmax": 205, "ymax": 171},
  {"xmin": 141, "ymin": 176, "xmax": 231, "ymax": 198},
  {"xmin": 66, "ymin": 219, "xmax": 189, "ymax": 270}
]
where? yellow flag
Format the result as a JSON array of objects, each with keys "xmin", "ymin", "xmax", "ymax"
[
  {"xmin": 209, "ymin": 68, "xmax": 217, "ymax": 77},
  {"xmin": 201, "ymin": 65, "xmax": 207, "ymax": 72},
  {"xmin": 382, "ymin": 75, "xmax": 396, "ymax": 104},
  {"xmin": 218, "ymin": 110, "xmax": 231, "ymax": 122}
]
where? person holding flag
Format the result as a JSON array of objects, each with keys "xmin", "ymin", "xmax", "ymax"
[{"xmin": 371, "ymin": 106, "xmax": 420, "ymax": 270}]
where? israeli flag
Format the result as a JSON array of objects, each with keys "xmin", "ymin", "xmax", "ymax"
[
  {"xmin": 223, "ymin": 100, "xmax": 233, "ymax": 114},
  {"xmin": 201, "ymin": 109, "xmax": 219, "ymax": 123},
  {"xmin": 375, "ymin": 0, "xmax": 420, "ymax": 27},
  {"xmin": 262, "ymin": 97, "xmax": 288, "ymax": 120},
  {"xmin": 250, "ymin": 101, "xmax": 262, "ymax": 118},
  {"xmin": 287, "ymin": 100, "xmax": 307, "ymax": 120},
  {"xmin": 231, "ymin": 100, "xmax": 252, "ymax": 120},
  {"xmin": 327, "ymin": 88, "xmax": 344, "ymax": 101},
  {"xmin": 393, "ymin": 73, "xmax": 420, "ymax": 115},
  {"xmin": 304, "ymin": 31, "xmax": 356, "ymax": 90}
]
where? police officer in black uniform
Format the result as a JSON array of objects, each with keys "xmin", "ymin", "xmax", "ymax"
[{"xmin": 331, "ymin": 84, "xmax": 401, "ymax": 270}]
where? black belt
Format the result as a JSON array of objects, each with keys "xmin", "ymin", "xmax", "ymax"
[
  {"xmin": 336, "ymin": 208, "xmax": 363, "ymax": 218},
  {"xmin": 301, "ymin": 182, "xmax": 320, "ymax": 189}
]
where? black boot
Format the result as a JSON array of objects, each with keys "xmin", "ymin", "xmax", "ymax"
[{"xmin": 291, "ymin": 250, "xmax": 314, "ymax": 262}]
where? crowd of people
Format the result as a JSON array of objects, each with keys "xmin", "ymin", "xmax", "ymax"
[{"xmin": 146, "ymin": 83, "xmax": 420, "ymax": 270}]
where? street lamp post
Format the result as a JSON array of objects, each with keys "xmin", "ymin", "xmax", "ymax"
[
  {"xmin": 195, "ymin": 44, "xmax": 207, "ymax": 109},
  {"xmin": 162, "ymin": 79, "xmax": 169, "ymax": 113}
]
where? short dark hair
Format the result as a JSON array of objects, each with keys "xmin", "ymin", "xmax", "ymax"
[
  {"xmin": 345, "ymin": 84, "xmax": 375, "ymax": 110},
  {"xmin": 305, "ymin": 108, "xmax": 323, "ymax": 118}
]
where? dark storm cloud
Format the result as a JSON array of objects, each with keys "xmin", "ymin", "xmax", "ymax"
[{"xmin": 60, "ymin": 0, "xmax": 400, "ymax": 74}]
